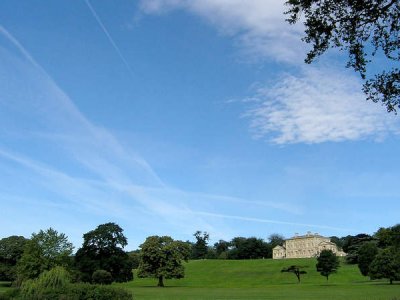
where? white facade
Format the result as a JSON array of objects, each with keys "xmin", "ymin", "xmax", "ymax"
[{"xmin": 272, "ymin": 232, "xmax": 346, "ymax": 259}]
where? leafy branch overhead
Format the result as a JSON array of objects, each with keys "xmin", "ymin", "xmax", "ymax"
[{"xmin": 285, "ymin": 0, "xmax": 400, "ymax": 112}]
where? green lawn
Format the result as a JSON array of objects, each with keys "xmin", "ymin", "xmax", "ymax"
[
  {"xmin": 0, "ymin": 282, "xmax": 12, "ymax": 295},
  {"xmin": 1, "ymin": 259, "xmax": 399, "ymax": 299},
  {"xmin": 119, "ymin": 259, "xmax": 400, "ymax": 300}
]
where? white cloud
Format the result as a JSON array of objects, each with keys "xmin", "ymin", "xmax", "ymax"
[
  {"xmin": 138, "ymin": 1, "xmax": 400, "ymax": 144},
  {"xmin": 244, "ymin": 67, "xmax": 400, "ymax": 144},
  {"xmin": 139, "ymin": 0, "xmax": 305, "ymax": 63}
]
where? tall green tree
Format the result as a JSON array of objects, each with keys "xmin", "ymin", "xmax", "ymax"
[
  {"xmin": 191, "ymin": 231, "xmax": 209, "ymax": 259},
  {"xmin": 16, "ymin": 228, "xmax": 73, "ymax": 281},
  {"xmin": 316, "ymin": 249, "xmax": 340, "ymax": 281},
  {"xmin": 342, "ymin": 234, "xmax": 375, "ymax": 264},
  {"xmin": 375, "ymin": 224, "xmax": 400, "ymax": 248},
  {"xmin": 137, "ymin": 236, "xmax": 190, "ymax": 287},
  {"xmin": 285, "ymin": 0, "xmax": 400, "ymax": 112},
  {"xmin": 75, "ymin": 222, "xmax": 133, "ymax": 283},
  {"xmin": 0, "ymin": 236, "xmax": 27, "ymax": 281},
  {"xmin": 357, "ymin": 241, "xmax": 379, "ymax": 276},
  {"xmin": 369, "ymin": 248, "xmax": 400, "ymax": 284}
]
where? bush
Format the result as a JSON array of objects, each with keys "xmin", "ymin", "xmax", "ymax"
[
  {"xmin": 10, "ymin": 265, "xmax": 133, "ymax": 300},
  {"xmin": 18, "ymin": 283, "xmax": 133, "ymax": 300},
  {"xmin": 92, "ymin": 270, "xmax": 113, "ymax": 285},
  {"xmin": 20, "ymin": 266, "xmax": 71, "ymax": 299}
]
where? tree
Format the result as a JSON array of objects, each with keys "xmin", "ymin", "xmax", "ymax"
[
  {"xmin": 75, "ymin": 222, "xmax": 133, "ymax": 283},
  {"xmin": 191, "ymin": 231, "xmax": 209, "ymax": 259},
  {"xmin": 329, "ymin": 236, "xmax": 345, "ymax": 250},
  {"xmin": 342, "ymin": 234, "xmax": 375, "ymax": 264},
  {"xmin": 214, "ymin": 240, "xmax": 231, "ymax": 259},
  {"xmin": 137, "ymin": 236, "xmax": 190, "ymax": 287},
  {"xmin": 357, "ymin": 241, "xmax": 379, "ymax": 276},
  {"xmin": 375, "ymin": 224, "xmax": 400, "ymax": 248},
  {"xmin": 92, "ymin": 269, "xmax": 113, "ymax": 285},
  {"xmin": 0, "ymin": 236, "xmax": 27, "ymax": 281},
  {"xmin": 16, "ymin": 228, "xmax": 73, "ymax": 281},
  {"xmin": 228, "ymin": 237, "xmax": 270, "ymax": 259},
  {"xmin": 369, "ymin": 248, "xmax": 400, "ymax": 284},
  {"xmin": 281, "ymin": 265, "xmax": 307, "ymax": 283},
  {"xmin": 285, "ymin": 0, "xmax": 400, "ymax": 112},
  {"xmin": 268, "ymin": 234, "xmax": 285, "ymax": 249},
  {"xmin": 316, "ymin": 249, "xmax": 340, "ymax": 281}
]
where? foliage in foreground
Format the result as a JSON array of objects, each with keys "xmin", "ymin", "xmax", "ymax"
[
  {"xmin": 285, "ymin": 0, "xmax": 400, "ymax": 112},
  {"xmin": 9, "ymin": 266, "xmax": 133, "ymax": 300}
]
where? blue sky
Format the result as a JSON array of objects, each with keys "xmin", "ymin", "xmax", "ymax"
[{"xmin": 0, "ymin": 0, "xmax": 399, "ymax": 250}]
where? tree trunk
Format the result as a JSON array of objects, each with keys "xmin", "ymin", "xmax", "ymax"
[
  {"xmin": 390, "ymin": 278, "xmax": 393, "ymax": 285},
  {"xmin": 158, "ymin": 275, "xmax": 164, "ymax": 287}
]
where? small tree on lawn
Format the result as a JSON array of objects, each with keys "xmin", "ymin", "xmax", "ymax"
[
  {"xmin": 281, "ymin": 265, "xmax": 307, "ymax": 283},
  {"xmin": 137, "ymin": 236, "xmax": 190, "ymax": 287},
  {"xmin": 316, "ymin": 249, "xmax": 340, "ymax": 281}
]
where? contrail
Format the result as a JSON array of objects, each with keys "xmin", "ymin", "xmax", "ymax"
[
  {"xmin": 191, "ymin": 211, "xmax": 353, "ymax": 232},
  {"xmin": 84, "ymin": 0, "xmax": 134, "ymax": 76}
]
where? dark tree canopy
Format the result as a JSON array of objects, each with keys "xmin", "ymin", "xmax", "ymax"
[
  {"xmin": 342, "ymin": 234, "xmax": 375, "ymax": 264},
  {"xmin": 316, "ymin": 249, "xmax": 340, "ymax": 281},
  {"xmin": 369, "ymin": 248, "xmax": 400, "ymax": 284},
  {"xmin": 0, "ymin": 236, "xmax": 27, "ymax": 281},
  {"xmin": 286, "ymin": 0, "xmax": 400, "ymax": 112},
  {"xmin": 228, "ymin": 237, "xmax": 270, "ymax": 259},
  {"xmin": 357, "ymin": 241, "xmax": 379, "ymax": 276},
  {"xmin": 191, "ymin": 231, "xmax": 209, "ymax": 259},
  {"xmin": 268, "ymin": 234, "xmax": 285, "ymax": 249},
  {"xmin": 75, "ymin": 222, "xmax": 133, "ymax": 283},
  {"xmin": 375, "ymin": 224, "xmax": 400, "ymax": 248},
  {"xmin": 137, "ymin": 236, "xmax": 190, "ymax": 287}
]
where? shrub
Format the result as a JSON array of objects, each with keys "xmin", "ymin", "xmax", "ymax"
[
  {"xmin": 92, "ymin": 270, "xmax": 113, "ymax": 285},
  {"xmin": 15, "ymin": 265, "xmax": 133, "ymax": 300},
  {"xmin": 20, "ymin": 266, "xmax": 71, "ymax": 299}
]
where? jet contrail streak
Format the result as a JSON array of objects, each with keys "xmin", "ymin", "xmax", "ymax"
[{"xmin": 84, "ymin": 0, "xmax": 134, "ymax": 76}]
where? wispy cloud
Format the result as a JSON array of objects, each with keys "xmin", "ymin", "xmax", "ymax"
[
  {"xmin": 138, "ymin": 0, "xmax": 304, "ymax": 63},
  {"xmin": 1, "ymin": 27, "xmax": 328, "ymax": 244},
  {"xmin": 138, "ymin": 1, "xmax": 400, "ymax": 144},
  {"xmin": 244, "ymin": 67, "xmax": 400, "ymax": 144}
]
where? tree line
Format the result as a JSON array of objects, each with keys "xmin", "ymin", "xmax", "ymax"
[{"xmin": 0, "ymin": 222, "xmax": 399, "ymax": 297}]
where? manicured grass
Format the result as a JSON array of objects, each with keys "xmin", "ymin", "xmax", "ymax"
[
  {"xmin": 119, "ymin": 259, "xmax": 400, "ymax": 300},
  {"xmin": 2, "ymin": 259, "xmax": 399, "ymax": 299},
  {"xmin": 0, "ymin": 282, "xmax": 12, "ymax": 293}
]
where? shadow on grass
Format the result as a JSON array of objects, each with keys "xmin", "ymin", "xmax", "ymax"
[
  {"xmin": 0, "ymin": 282, "xmax": 11, "ymax": 288},
  {"xmin": 133, "ymin": 285, "xmax": 185, "ymax": 288}
]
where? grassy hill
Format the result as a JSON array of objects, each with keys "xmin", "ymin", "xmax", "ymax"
[{"xmin": 120, "ymin": 258, "xmax": 400, "ymax": 300}]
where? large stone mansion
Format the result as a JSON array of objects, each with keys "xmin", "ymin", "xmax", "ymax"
[{"xmin": 273, "ymin": 232, "xmax": 346, "ymax": 259}]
